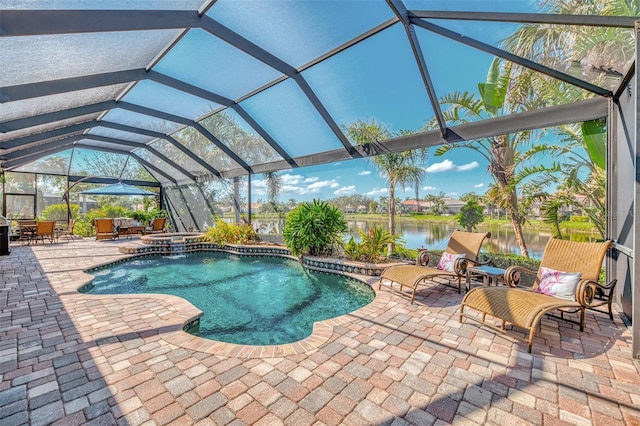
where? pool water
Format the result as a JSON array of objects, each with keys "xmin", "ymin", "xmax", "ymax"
[{"xmin": 85, "ymin": 253, "xmax": 375, "ymax": 345}]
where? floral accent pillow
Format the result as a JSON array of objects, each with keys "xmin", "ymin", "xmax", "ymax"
[
  {"xmin": 536, "ymin": 266, "xmax": 582, "ymax": 300},
  {"xmin": 436, "ymin": 252, "xmax": 465, "ymax": 272}
]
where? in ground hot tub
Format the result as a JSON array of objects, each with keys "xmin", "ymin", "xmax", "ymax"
[{"xmin": 140, "ymin": 232, "xmax": 206, "ymax": 255}]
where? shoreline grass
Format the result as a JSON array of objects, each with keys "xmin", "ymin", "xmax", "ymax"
[{"xmin": 239, "ymin": 212, "xmax": 599, "ymax": 234}]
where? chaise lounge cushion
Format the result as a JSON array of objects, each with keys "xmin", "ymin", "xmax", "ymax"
[
  {"xmin": 436, "ymin": 252, "xmax": 465, "ymax": 272},
  {"xmin": 536, "ymin": 267, "xmax": 582, "ymax": 300}
]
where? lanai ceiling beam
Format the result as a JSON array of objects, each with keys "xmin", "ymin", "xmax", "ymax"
[
  {"xmin": 146, "ymin": 72, "xmax": 296, "ymax": 167},
  {"xmin": 199, "ymin": 16, "xmax": 357, "ymax": 157},
  {"xmin": 2, "ymin": 135, "xmax": 84, "ymax": 161},
  {"xmin": 2, "ymin": 145, "xmax": 74, "ymax": 170},
  {"xmin": 387, "ymin": 0, "xmax": 447, "ymax": 137},
  {"xmin": 0, "ymin": 101, "xmax": 116, "ymax": 132},
  {"xmin": 410, "ymin": 10, "xmax": 638, "ymax": 28},
  {"xmin": 116, "ymin": 101, "xmax": 251, "ymax": 172},
  {"xmin": 128, "ymin": 152, "xmax": 177, "ymax": 184},
  {"xmin": 96, "ymin": 121, "xmax": 221, "ymax": 177},
  {"xmin": 0, "ymin": 69, "xmax": 148, "ymax": 102},
  {"xmin": 0, "ymin": 10, "xmax": 199, "ymax": 35},
  {"xmin": 411, "ymin": 18, "xmax": 613, "ymax": 98}
]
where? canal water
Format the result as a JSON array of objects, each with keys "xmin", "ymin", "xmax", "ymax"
[{"xmin": 251, "ymin": 218, "xmax": 600, "ymax": 259}]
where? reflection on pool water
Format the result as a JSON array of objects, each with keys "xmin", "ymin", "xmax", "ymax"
[{"xmin": 84, "ymin": 253, "xmax": 375, "ymax": 345}]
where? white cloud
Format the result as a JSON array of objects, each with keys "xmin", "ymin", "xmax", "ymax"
[
  {"xmin": 423, "ymin": 185, "xmax": 437, "ymax": 191},
  {"xmin": 307, "ymin": 179, "xmax": 340, "ymax": 191},
  {"xmin": 281, "ymin": 173, "xmax": 305, "ymax": 185},
  {"xmin": 252, "ymin": 179, "xmax": 267, "ymax": 189},
  {"xmin": 426, "ymin": 159, "xmax": 479, "ymax": 173},
  {"xmin": 457, "ymin": 161, "xmax": 480, "ymax": 171},
  {"xmin": 281, "ymin": 184, "xmax": 305, "ymax": 194},
  {"xmin": 364, "ymin": 187, "xmax": 389, "ymax": 196},
  {"xmin": 358, "ymin": 170, "xmax": 371, "ymax": 176},
  {"xmin": 473, "ymin": 183, "xmax": 485, "ymax": 188},
  {"xmin": 303, "ymin": 177, "xmax": 319, "ymax": 183},
  {"xmin": 334, "ymin": 185, "xmax": 356, "ymax": 195}
]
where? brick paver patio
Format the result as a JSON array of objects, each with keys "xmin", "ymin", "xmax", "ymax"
[{"xmin": 1, "ymin": 238, "xmax": 639, "ymax": 425}]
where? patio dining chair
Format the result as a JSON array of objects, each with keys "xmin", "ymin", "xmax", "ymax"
[
  {"xmin": 58, "ymin": 219, "xmax": 75, "ymax": 241},
  {"xmin": 34, "ymin": 220, "xmax": 56, "ymax": 244}
]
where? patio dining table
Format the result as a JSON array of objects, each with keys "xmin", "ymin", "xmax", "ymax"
[{"xmin": 17, "ymin": 223, "xmax": 36, "ymax": 245}]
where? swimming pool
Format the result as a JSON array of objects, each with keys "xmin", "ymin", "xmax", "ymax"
[{"xmin": 84, "ymin": 252, "xmax": 375, "ymax": 345}]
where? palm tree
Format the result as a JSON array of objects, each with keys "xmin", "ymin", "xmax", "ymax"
[
  {"xmin": 534, "ymin": 121, "xmax": 607, "ymax": 239},
  {"xmin": 427, "ymin": 58, "xmax": 536, "ymax": 257},
  {"xmin": 344, "ymin": 119, "xmax": 428, "ymax": 255},
  {"xmin": 499, "ymin": 0, "xmax": 637, "ymax": 239},
  {"xmin": 502, "ymin": 0, "xmax": 638, "ymax": 95}
]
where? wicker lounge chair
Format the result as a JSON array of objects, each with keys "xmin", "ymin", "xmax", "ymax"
[
  {"xmin": 460, "ymin": 238, "xmax": 612, "ymax": 352},
  {"xmin": 94, "ymin": 218, "xmax": 118, "ymax": 240},
  {"xmin": 378, "ymin": 230, "xmax": 491, "ymax": 303}
]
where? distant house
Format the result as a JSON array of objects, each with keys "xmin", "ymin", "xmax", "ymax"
[
  {"xmin": 442, "ymin": 198, "xmax": 465, "ymax": 215},
  {"xmin": 401, "ymin": 198, "xmax": 465, "ymax": 215},
  {"xmin": 527, "ymin": 194, "xmax": 591, "ymax": 219},
  {"xmin": 41, "ymin": 193, "xmax": 98, "ymax": 213},
  {"xmin": 342, "ymin": 204, "xmax": 358, "ymax": 213},
  {"xmin": 402, "ymin": 199, "xmax": 426, "ymax": 213}
]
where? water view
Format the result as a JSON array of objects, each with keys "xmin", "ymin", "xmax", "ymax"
[{"xmin": 252, "ymin": 218, "xmax": 600, "ymax": 260}]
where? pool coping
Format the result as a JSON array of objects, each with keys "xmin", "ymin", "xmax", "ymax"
[{"xmin": 77, "ymin": 245, "xmax": 401, "ymax": 358}]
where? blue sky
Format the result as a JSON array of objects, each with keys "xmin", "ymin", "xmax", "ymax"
[
  {"xmin": 233, "ymin": 1, "xmax": 565, "ymax": 203},
  {"xmin": 245, "ymin": 5, "xmax": 525, "ymax": 203},
  {"xmin": 21, "ymin": 0, "xmax": 571, "ymax": 202},
  {"xmin": 251, "ymin": 147, "xmax": 488, "ymax": 202}
]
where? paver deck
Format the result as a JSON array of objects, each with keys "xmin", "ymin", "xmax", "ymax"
[{"xmin": 1, "ymin": 238, "xmax": 639, "ymax": 425}]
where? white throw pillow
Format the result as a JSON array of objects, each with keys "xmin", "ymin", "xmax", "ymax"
[
  {"xmin": 436, "ymin": 252, "xmax": 465, "ymax": 272},
  {"xmin": 536, "ymin": 266, "xmax": 582, "ymax": 300}
]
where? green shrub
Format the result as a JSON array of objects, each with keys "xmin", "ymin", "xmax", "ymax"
[
  {"xmin": 73, "ymin": 220, "xmax": 93, "ymax": 237},
  {"xmin": 283, "ymin": 199, "xmax": 347, "ymax": 257},
  {"xmin": 344, "ymin": 237, "xmax": 361, "ymax": 260},
  {"xmin": 390, "ymin": 245, "xmax": 418, "ymax": 260},
  {"xmin": 570, "ymin": 215, "xmax": 589, "ymax": 222},
  {"xmin": 41, "ymin": 203, "xmax": 80, "ymax": 221},
  {"xmin": 204, "ymin": 219, "xmax": 257, "ymax": 245},
  {"xmin": 84, "ymin": 206, "xmax": 131, "ymax": 221},
  {"xmin": 345, "ymin": 227, "xmax": 403, "ymax": 263}
]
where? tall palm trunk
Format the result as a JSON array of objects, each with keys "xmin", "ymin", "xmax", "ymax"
[
  {"xmin": 387, "ymin": 184, "xmax": 395, "ymax": 256},
  {"xmin": 506, "ymin": 189, "xmax": 529, "ymax": 258},
  {"xmin": 491, "ymin": 136, "xmax": 530, "ymax": 257}
]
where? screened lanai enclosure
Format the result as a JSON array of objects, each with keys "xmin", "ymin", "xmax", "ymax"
[{"xmin": 1, "ymin": 1, "xmax": 639, "ymax": 357}]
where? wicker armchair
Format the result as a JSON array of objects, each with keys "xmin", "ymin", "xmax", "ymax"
[
  {"xmin": 460, "ymin": 238, "xmax": 612, "ymax": 352},
  {"xmin": 145, "ymin": 217, "xmax": 166, "ymax": 234},
  {"xmin": 378, "ymin": 230, "xmax": 491, "ymax": 303}
]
